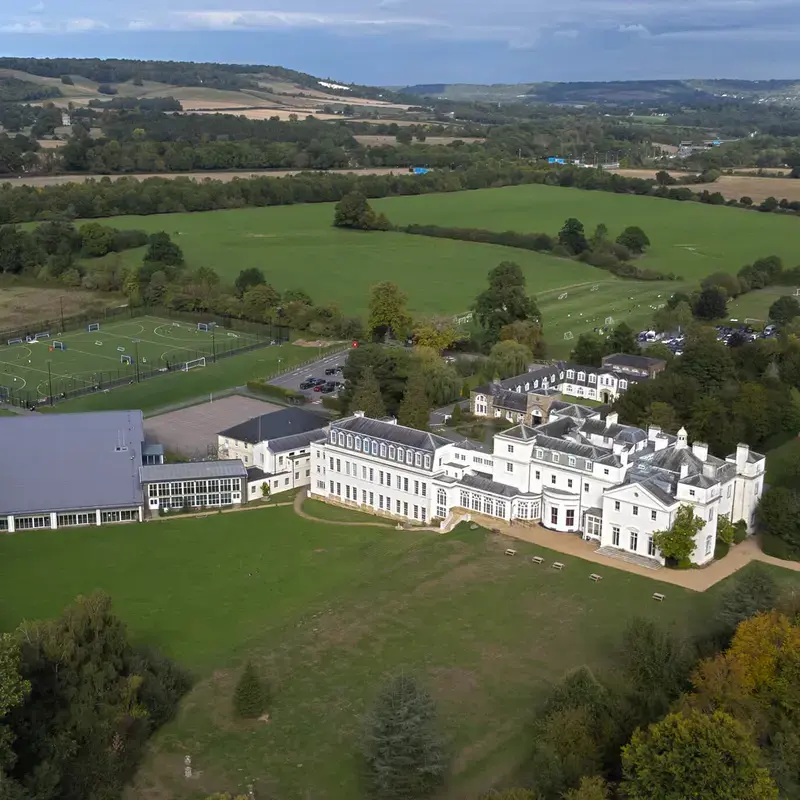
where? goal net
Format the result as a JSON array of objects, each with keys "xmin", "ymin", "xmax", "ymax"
[
  {"xmin": 563, "ymin": 331, "xmax": 574, "ymax": 341},
  {"xmin": 558, "ymin": 292, "xmax": 569, "ymax": 300},
  {"xmin": 53, "ymin": 341, "xmax": 66, "ymax": 350},
  {"xmin": 197, "ymin": 322, "xmax": 217, "ymax": 332},
  {"xmin": 604, "ymin": 317, "xmax": 615, "ymax": 326},
  {"xmin": 121, "ymin": 354, "xmax": 133, "ymax": 365},
  {"xmin": 183, "ymin": 357, "xmax": 206, "ymax": 371},
  {"xmin": 87, "ymin": 323, "xmax": 100, "ymax": 333}
]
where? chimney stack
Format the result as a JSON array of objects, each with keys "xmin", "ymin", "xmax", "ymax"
[
  {"xmin": 692, "ymin": 441, "xmax": 709, "ymax": 462},
  {"xmin": 736, "ymin": 443, "xmax": 750, "ymax": 472},
  {"xmin": 647, "ymin": 425, "xmax": 661, "ymax": 442},
  {"xmin": 605, "ymin": 411, "xmax": 619, "ymax": 428},
  {"xmin": 676, "ymin": 427, "xmax": 688, "ymax": 450},
  {"xmin": 680, "ymin": 463, "xmax": 690, "ymax": 479}
]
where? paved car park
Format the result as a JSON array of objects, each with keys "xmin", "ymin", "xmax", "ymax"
[{"xmin": 269, "ymin": 351, "xmax": 348, "ymax": 399}]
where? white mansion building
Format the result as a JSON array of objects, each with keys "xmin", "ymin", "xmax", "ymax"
[{"xmin": 309, "ymin": 401, "xmax": 765, "ymax": 566}]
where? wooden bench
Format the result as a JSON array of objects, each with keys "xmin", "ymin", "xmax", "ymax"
[
  {"xmin": 505, "ymin": 548, "xmax": 517, "ymax": 556},
  {"xmin": 589, "ymin": 573, "xmax": 602, "ymax": 582},
  {"xmin": 552, "ymin": 562, "xmax": 565, "ymax": 571},
  {"xmin": 652, "ymin": 592, "xmax": 665, "ymax": 602},
  {"xmin": 531, "ymin": 556, "xmax": 544, "ymax": 565}
]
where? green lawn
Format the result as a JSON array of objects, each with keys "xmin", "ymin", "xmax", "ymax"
[
  {"xmin": 2, "ymin": 507, "xmax": 795, "ymax": 800},
  {"xmin": 85, "ymin": 184, "xmax": 800, "ymax": 352},
  {"xmin": 83, "ymin": 207, "xmax": 606, "ymax": 319},
  {"xmin": 372, "ymin": 184, "xmax": 800, "ymax": 282},
  {"xmin": 727, "ymin": 285, "xmax": 798, "ymax": 325}
]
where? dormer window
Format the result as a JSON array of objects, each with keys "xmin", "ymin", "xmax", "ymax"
[
  {"xmin": 415, "ymin": 453, "xmax": 422, "ymax": 466},
  {"xmin": 424, "ymin": 455, "xmax": 431, "ymax": 469},
  {"xmin": 620, "ymin": 380, "xmax": 628, "ymax": 389},
  {"xmin": 534, "ymin": 381, "xmax": 539, "ymax": 389},
  {"xmin": 536, "ymin": 448, "xmax": 543, "ymax": 458},
  {"xmin": 380, "ymin": 443, "xmax": 387, "ymax": 457},
  {"xmin": 567, "ymin": 370, "xmax": 574, "ymax": 379},
  {"xmin": 406, "ymin": 449, "xmax": 413, "ymax": 464},
  {"xmin": 589, "ymin": 374, "xmax": 596, "ymax": 384},
  {"xmin": 524, "ymin": 383, "xmax": 530, "ymax": 391},
  {"xmin": 372, "ymin": 441, "xmax": 378, "ymax": 455},
  {"xmin": 568, "ymin": 456, "xmax": 576, "ymax": 466},
  {"xmin": 553, "ymin": 454, "xmax": 560, "ymax": 463},
  {"xmin": 389, "ymin": 445, "xmax": 396, "ymax": 459},
  {"xmin": 329, "ymin": 430, "xmax": 336, "ymax": 443},
  {"xmin": 577, "ymin": 372, "xmax": 585, "ymax": 382},
  {"xmin": 346, "ymin": 434, "xmax": 353, "ymax": 448},
  {"xmin": 355, "ymin": 436, "xmax": 362, "ymax": 451},
  {"xmin": 586, "ymin": 460, "xmax": 592, "ymax": 470}
]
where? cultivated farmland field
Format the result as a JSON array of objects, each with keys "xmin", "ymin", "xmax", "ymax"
[{"xmin": 3, "ymin": 507, "xmax": 786, "ymax": 800}]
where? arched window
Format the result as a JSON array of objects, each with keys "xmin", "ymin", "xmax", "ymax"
[
  {"xmin": 406, "ymin": 449, "xmax": 413, "ymax": 464},
  {"xmin": 388, "ymin": 445, "xmax": 396, "ymax": 459},
  {"xmin": 371, "ymin": 441, "xmax": 378, "ymax": 455},
  {"xmin": 424, "ymin": 455, "xmax": 431, "ymax": 469},
  {"xmin": 354, "ymin": 436, "xmax": 362, "ymax": 451},
  {"xmin": 437, "ymin": 488, "xmax": 446, "ymax": 505},
  {"xmin": 380, "ymin": 443, "xmax": 387, "ymax": 457},
  {"xmin": 346, "ymin": 434, "xmax": 353, "ymax": 449}
]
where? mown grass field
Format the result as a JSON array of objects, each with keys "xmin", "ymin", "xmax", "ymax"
[
  {"xmin": 1, "ymin": 506, "xmax": 774, "ymax": 800},
  {"xmin": 95, "ymin": 183, "xmax": 799, "ymax": 333},
  {"xmin": 372, "ymin": 184, "xmax": 800, "ymax": 280},
  {"xmin": 86, "ymin": 205, "xmax": 609, "ymax": 320}
]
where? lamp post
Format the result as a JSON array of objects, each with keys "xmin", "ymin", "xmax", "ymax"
[
  {"xmin": 133, "ymin": 339, "xmax": 140, "ymax": 382},
  {"xmin": 47, "ymin": 360, "xmax": 53, "ymax": 405},
  {"xmin": 59, "ymin": 296, "xmax": 65, "ymax": 332},
  {"xmin": 211, "ymin": 325, "xmax": 216, "ymax": 363}
]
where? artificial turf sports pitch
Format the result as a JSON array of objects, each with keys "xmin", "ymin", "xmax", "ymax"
[{"xmin": 0, "ymin": 315, "xmax": 261, "ymax": 402}]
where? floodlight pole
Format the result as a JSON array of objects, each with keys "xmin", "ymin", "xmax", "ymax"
[
  {"xmin": 133, "ymin": 339, "xmax": 140, "ymax": 382},
  {"xmin": 59, "ymin": 296, "xmax": 65, "ymax": 332},
  {"xmin": 211, "ymin": 326, "xmax": 216, "ymax": 363},
  {"xmin": 47, "ymin": 361, "xmax": 53, "ymax": 405}
]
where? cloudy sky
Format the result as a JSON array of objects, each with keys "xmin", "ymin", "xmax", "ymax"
[{"xmin": 0, "ymin": 0, "xmax": 798, "ymax": 85}]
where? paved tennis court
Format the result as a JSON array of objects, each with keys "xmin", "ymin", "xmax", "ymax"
[{"xmin": 144, "ymin": 395, "xmax": 281, "ymax": 458}]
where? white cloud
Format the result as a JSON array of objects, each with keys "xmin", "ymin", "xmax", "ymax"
[
  {"xmin": 172, "ymin": 9, "xmax": 433, "ymax": 29},
  {"xmin": 553, "ymin": 28, "xmax": 579, "ymax": 38}
]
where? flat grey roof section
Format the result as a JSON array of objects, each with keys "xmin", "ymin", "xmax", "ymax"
[
  {"xmin": 140, "ymin": 460, "xmax": 247, "ymax": 483},
  {"xmin": 0, "ymin": 410, "xmax": 145, "ymax": 515}
]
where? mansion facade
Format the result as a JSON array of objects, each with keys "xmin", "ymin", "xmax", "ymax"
[
  {"xmin": 471, "ymin": 353, "xmax": 666, "ymax": 426},
  {"xmin": 309, "ymin": 402, "xmax": 765, "ymax": 567}
]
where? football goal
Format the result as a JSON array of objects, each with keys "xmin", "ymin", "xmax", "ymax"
[
  {"xmin": 590, "ymin": 284, "xmax": 599, "ymax": 292},
  {"xmin": 87, "ymin": 323, "xmax": 100, "ymax": 333},
  {"xmin": 604, "ymin": 317, "xmax": 615, "ymax": 326},
  {"xmin": 7, "ymin": 338, "xmax": 22, "ymax": 346},
  {"xmin": 563, "ymin": 331, "xmax": 574, "ymax": 341},
  {"xmin": 558, "ymin": 292, "xmax": 569, "ymax": 300},
  {"xmin": 197, "ymin": 322, "xmax": 216, "ymax": 332},
  {"xmin": 35, "ymin": 332, "xmax": 50, "ymax": 340},
  {"xmin": 183, "ymin": 357, "xmax": 206, "ymax": 371},
  {"xmin": 121, "ymin": 355, "xmax": 133, "ymax": 365},
  {"xmin": 53, "ymin": 341, "xmax": 66, "ymax": 350}
]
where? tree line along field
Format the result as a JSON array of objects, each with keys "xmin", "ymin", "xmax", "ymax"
[
  {"xmin": 4, "ymin": 505, "xmax": 791, "ymax": 800},
  {"xmin": 89, "ymin": 183, "xmax": 799, "ymax": 337}
]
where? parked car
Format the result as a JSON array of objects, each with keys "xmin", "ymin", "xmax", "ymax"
[
  {"xmin": 313, "ymin": 384, "xmax": 325, "ymax": 392},
  {"xmin": 320, "ymin": 384, "xmax": 336, "ymax": 394},
  {"xmin": 299, "ymin": 379, "xmax": 315, "ymax": 390},
  {"xmin": 324, "ymin": 367, "xmax": 337, "ymax": 375},
  {"xmin": 310, "ymin": 377, "xmax": 326, "ymax": 386}
]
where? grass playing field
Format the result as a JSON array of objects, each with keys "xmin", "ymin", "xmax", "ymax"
[
  {"xmin": 373, "ymin": 184, "xmax": 800, "ymax": 281},
  {"xmin": 0, "ymin": 315, "xmax": 265, "ymax": 405},
  {"xmin": 0, "ymin": 506, "xmax": 796, "ymax": 800},
  {"xmin": 82, "ymin": 184, "xmax": 799, "ymax": 341}
]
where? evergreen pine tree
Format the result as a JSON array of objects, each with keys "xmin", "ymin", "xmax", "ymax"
[
  {"xmin": 350, "ymin": 366, "xmax": 387, "ymax": 419},
  {"xmin": 398, "ymin": 371, "xmax": 431, "ymax": 431},
  {"xmin": 363, "ymin": 674, "xmax": 447, "ymax": 800},
  {"xmin": 232, "ymin": 661, "xmax": 268, "ymax": 719}
]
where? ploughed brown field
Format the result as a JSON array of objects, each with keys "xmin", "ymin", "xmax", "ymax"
[
  {"xmin": 611, "ymin": 169, "xmax": 800, "ymax": 204},
  {"xmin": 0, "ymin": 167, "xmax": 407, "ymax": 188}
]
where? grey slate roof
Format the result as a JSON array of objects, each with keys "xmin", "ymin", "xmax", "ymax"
[
  {"xmin": 333, "ymin": 415, "xmax": 450, "ymax": 452},
  {"xmin": 502, "ymin": 424, "xmax": 538, "ymax": 441},
  {"xmin": 549, "ymin": 401, "xmax": 598, "ymax": 420},
  {"xmin": 602, "ymin": 353, "xmax": 666, "ymax": 370},
  {"xmin": 140, "ymin": 460, "xmax": 247, "ymax": 482},
  {"xmin": 460, "ymin": 472, "xmax": 525, "ymax": 498},
  {"xmin": 267, "ymin": 429, "xmax": 327, "ymax": 453},
  {"xmin": 581, "ymin": 419, "xmax": 648, "ymax": 444},
  {"xmin": 0, "ymin": 411, "xmax": 145, "ymax": 515},
  {"xmin": 219, "ymin": 407, "xmax": 326, "ymax": 445}
]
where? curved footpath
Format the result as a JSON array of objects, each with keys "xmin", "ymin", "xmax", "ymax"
[{"xmin": 290, "ymin": 491, "xmax": 800, "ymax": 592}]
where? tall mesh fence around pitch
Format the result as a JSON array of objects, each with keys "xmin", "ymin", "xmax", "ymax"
[{"xmin": 0, "ymin": 307, "xmax": 290, "ymax": 409}]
